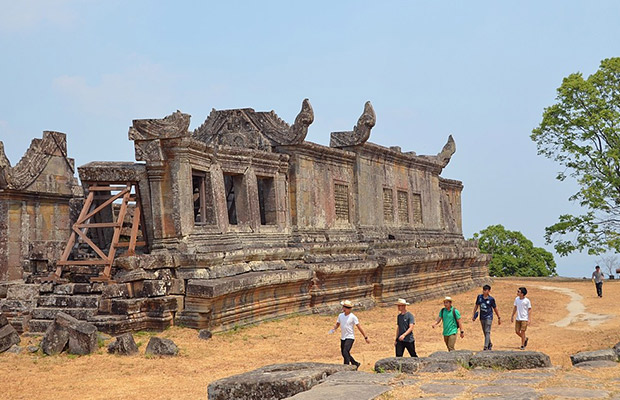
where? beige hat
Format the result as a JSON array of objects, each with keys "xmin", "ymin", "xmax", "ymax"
[
  {"xmin": 340, "ymin": 300, "xmax": 354, "ymax": 308},
  {"xmin": 395, "ymin": 298, "xmax": 410, "ymax": 305},
  {"xmin": 443, "ymin": 296, "xmax": 453, "ymax": 302}
]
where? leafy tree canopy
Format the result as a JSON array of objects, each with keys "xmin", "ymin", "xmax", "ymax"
[
  {"xmin": 531, "ymin": 57, "xmax": 620, "ymax": 255},
  {"xmin": 473, "ymin": 224, "xmax": 557, "ymax": 277}
]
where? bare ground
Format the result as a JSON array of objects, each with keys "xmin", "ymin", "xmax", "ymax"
[{"xmin": 1, "ymin": 278, "xmax": 619, "ymax": 400}]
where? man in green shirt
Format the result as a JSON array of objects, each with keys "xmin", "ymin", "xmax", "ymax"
[{"xmin": 431, "ymin": 296, "xmax": 464, "ymax": 351}]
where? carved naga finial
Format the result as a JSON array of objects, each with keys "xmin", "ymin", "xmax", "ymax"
[
  {"xmin": 129, "ymin": 110, "xmax": 191, "ymax": 141},
  {"xmin": 287, "ymin": 98, "xmax": 314, "ymax": 144},
  {"xmin": 0, "ymin": 141, "xmax": 11, "ymax": 188},
  {"xmin": 437, "ymin": 135, "xmax": 456, "ymax": 167},
  {"xmin": 330, "ymin": 101, "xmax": 376, "ymax": 147}
]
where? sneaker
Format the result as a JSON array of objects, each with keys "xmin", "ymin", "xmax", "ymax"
[
  {"xmin": 524, "ymin": 337, "xmax": 529, "ymax": 348},
  {"xmin": 488, "ymin": 343, "xmax": 493, "ymax": 351},
  {"xmin": 352, "ymin": 361, "xmax": 360, "ymax": 370},
  {"xmin": 520, "ymin": 346, "xmax": 524, "ymax": 350}
]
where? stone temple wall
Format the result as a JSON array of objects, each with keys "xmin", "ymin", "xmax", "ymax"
[
  {"xmin": 0, "ymin": 100, "xmax": 491, "ymax": 334},
  {"xmin": 0, "ymin": 132, "xmax": 82, "ymax": 281}
]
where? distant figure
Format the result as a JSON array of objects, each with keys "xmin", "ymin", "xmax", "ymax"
[
  {"xmin": 510, "ymin": 287, "xmax": 531, "ymax": 350},
  {"xmin": 329, "ymin": 300, "xmax": 370, "ymax": 369},
  {"xmin": 472, "ymin": 284, "xmax": 501, "ymax": 351},
  {"xmin": 431, "ymin": 296, "xmax": 464, "ymax": 351},
  {"xmin": 592, "ymin": 265, "xmax": 605, "ymax": 298},
  {"xmin": 394, "ymin": 298, "xmax": 418, "ymax": 357}
]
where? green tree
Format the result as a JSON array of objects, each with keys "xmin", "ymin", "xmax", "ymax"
[
  {"xmin": 531, "ymin": 57, "xmax": 620, "ymax": 256},
  {"xmin": 473, "ymin": 225, "xmax": 557, "ymax": 277}
]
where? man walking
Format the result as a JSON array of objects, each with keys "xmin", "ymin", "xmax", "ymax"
[
  {"xmin": 329, "ymin": 300, "xmax": 370, "ymax": 369},
  {"xmin": 472, "ymin": 284, "xmax": 501, "ymax": 351},
  {"xmin": 510, "ymin": 287, "xmax": 531, "ymax": 350},
  {"xmin": 431, "ymin": 297, "xmax": 464, "ymax": 351},
  {"xmin": 592, "ymin": 265, "xmax": 605, "ymax": 298},
  {"xmin": 395, "ymin": 298, "xmax": 418, "ymax": 357}
]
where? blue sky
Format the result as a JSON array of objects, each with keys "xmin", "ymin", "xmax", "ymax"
[{"xmin": 2, "ymin": 1, "xmax": 620, "ymax": 277}]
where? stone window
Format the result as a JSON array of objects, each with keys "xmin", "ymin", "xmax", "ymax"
[
  {"xmin": 383, "ymin": 188, "xmax": 394, "ymax": 222},
  {"xmin": 192, "ymin": 170, "xmax": 216, "ymax": 225},
  {"xmin": 412, "ymin": 193, "xmax": 423, "ymax": 224},
  {"xmin": 257, "ymin": 176, "xmax": 276, "ymax": 225},
  {"xmin": 224, "ymin": 173, "xmax": 245, "ymax": 225},
  {"xmin": 334, "ymin": 183, "xmax": 350, "ymax": 222},
  {"xmin": 397, "ymin": 190, "xmax": 409, "ymax": 224}
]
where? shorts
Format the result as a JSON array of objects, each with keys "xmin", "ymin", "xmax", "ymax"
[{"xmin": 515, "ymin": 320, "xmax": 528, "ymax": 332}]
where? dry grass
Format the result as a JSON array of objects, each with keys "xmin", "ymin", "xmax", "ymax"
[{"xmin": 1, "ymin": 278, "xmax": 619, "ymax": 400}]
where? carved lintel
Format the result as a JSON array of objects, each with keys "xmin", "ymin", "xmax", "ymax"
[
  {"xmin": 129, "ymin": 110, "xmax": 191, "ymax": 141},
  {"xmin": 330, "ymin": 101, "xmax": 376, "ymax": 148},
  {"xmin": 437, "ymin": 135, "xmax": 456, "ymax": 167}
]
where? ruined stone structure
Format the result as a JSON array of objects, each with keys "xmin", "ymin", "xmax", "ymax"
[
  {"xmin": 0, "ymin": 132, "xmax": 81, "ymax": 281},
  {"xmin": 0, "ymin": 100, "xmax": 490, "ymax": 334}
]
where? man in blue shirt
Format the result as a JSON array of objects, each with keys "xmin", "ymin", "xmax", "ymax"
[{"xmin": 472, "ymin": 284, "xmax": 501, "ymax": 351}]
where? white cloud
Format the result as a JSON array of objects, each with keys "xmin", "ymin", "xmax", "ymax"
[
  {"xmin": 52, "ymin": 60, "xmax": 180, "ymax": 119},
  {"xmin": 0, "ymin": 0, "xmax": 80, "ymax": 32}
]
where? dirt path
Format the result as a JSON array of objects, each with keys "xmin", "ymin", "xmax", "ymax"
[{"xmin": 538, "ymin": 285, "xmax": 612, "ymax": 328}]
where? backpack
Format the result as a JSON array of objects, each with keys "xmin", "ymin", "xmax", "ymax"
[{"xmin": 440, "ymin": 307, "xmax": 458, "ymax": 322}]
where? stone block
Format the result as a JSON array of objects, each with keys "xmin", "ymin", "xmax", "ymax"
[
  {"xmin": 41, "ymin": 312, "xmax": 98, "ymax": 355},
  {"xmin": 6, "ymin": 284, "xmax": 40, "ymax": 300},
  {"xmin": 374, "ymin": 357, "xmax": 426, "ymax": 374},
  {"xmin": 0, "ymin": 323, "xmax": 21, "ymax": 353},
  {"xmin": 207, "ymin": 363, "xmax": 355, "ymax": 400},
  {"xmin": 101, "ymin": 283, "xmax": 130, "ymax": 299},
  {"xmin": 41, "ymin": 320, "xmax": 70, "ymax": 355},
  {"xmin": 570, "ymin": 349, "xmax": 618, "ymax": 365},
  {"xmin": 68, "ymin": 321, "xmax": 98, "ymax": 355},
  {"xmin": 141, "ymin": 280, "xmax": 167, "ymax": 297},
  {"xmin": 39, "ymin": 282, "xmax": 54, "ymax": 293},
  {"xmin": 115, "ymin": 268, "xmax": 158, "ymax": 283},
  {"xmin": 145, "ymin": 337, "xmax": 178, "ymax": 356},
  {"xmin": 107, "ymin": 332, "xmax": 138, "ymax": 355},
  {"xmin": 470, "ymin": 350, "xmax": 551, "ymax": 370},
  {"xmin": 167, "ymin": 279, "xmax": 185, "ymax": 295}
]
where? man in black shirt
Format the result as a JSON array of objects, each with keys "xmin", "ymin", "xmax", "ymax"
[{"xmin": 395, "ymin": 298, "xmax": 418, "ymax": 357}]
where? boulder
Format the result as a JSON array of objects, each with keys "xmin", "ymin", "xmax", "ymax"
[
  {"xmin": 0, "ymin": 313, "xmax": 21, "ymax": 353},
  {"xmin": 574, "ymin": 360, "xmax": 619, "ymax": 369},
  {"xmin": 198, "ymin": 329, "xmax": 213, "ymax": 340},
  {"xmin": 428, "ymin": 350, "xmax": 474, "ymax": 366},
  {"xmin": 207, "ymin": 362, "xmax": 355, "ymax": 400},
  {"xmin": 26, "ymin": 345, "xmax": 39, "ymax": 353},
  {"xmin": 613, "ymin": 342, "xmax": 620, "ymax": 359},
  {"xmin": 419, "ymin": 361, "xmax": 460, "ymax": 373},
  {"xmin": 374, "ymin": 357, "xmax": 426, "ymax": 373},
  {"xmin": 570, "ymin": 349, "xmax": 618, "ymax": 366},
  {"xmin": 145, "ymin": 337, "xmax": 178, "ymax": 356},
  {"xmin": 6, "ymin": 344, "xmax": 22, "ymax": 354},
  {"xmin": 108, "ymin": 333, "xmax": 139, "ymax": 355},
  {"xmin": 285, "ymin": 371, "xmax": 393, "ymax": 399},
  {"xmin": 470, "ymin": 350, "xmax": 551, "ymax": 370}
]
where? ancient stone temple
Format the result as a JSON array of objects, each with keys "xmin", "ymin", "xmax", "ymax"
[{"xmin": 0, "ymin": 100, "xmax": 490, "ymax": 334}]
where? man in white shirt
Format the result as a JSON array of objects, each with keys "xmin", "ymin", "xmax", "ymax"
[
  {"xmin": 592, "ymin": 265, "xmax": 605, "ymax": 298},
  {"xmin": 329, "ymin": 300, "xmax": 370, "ymax": 369},
  {"xmin": 510, "ymin": 287, "xmax": 532, "ymax": 350}
]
